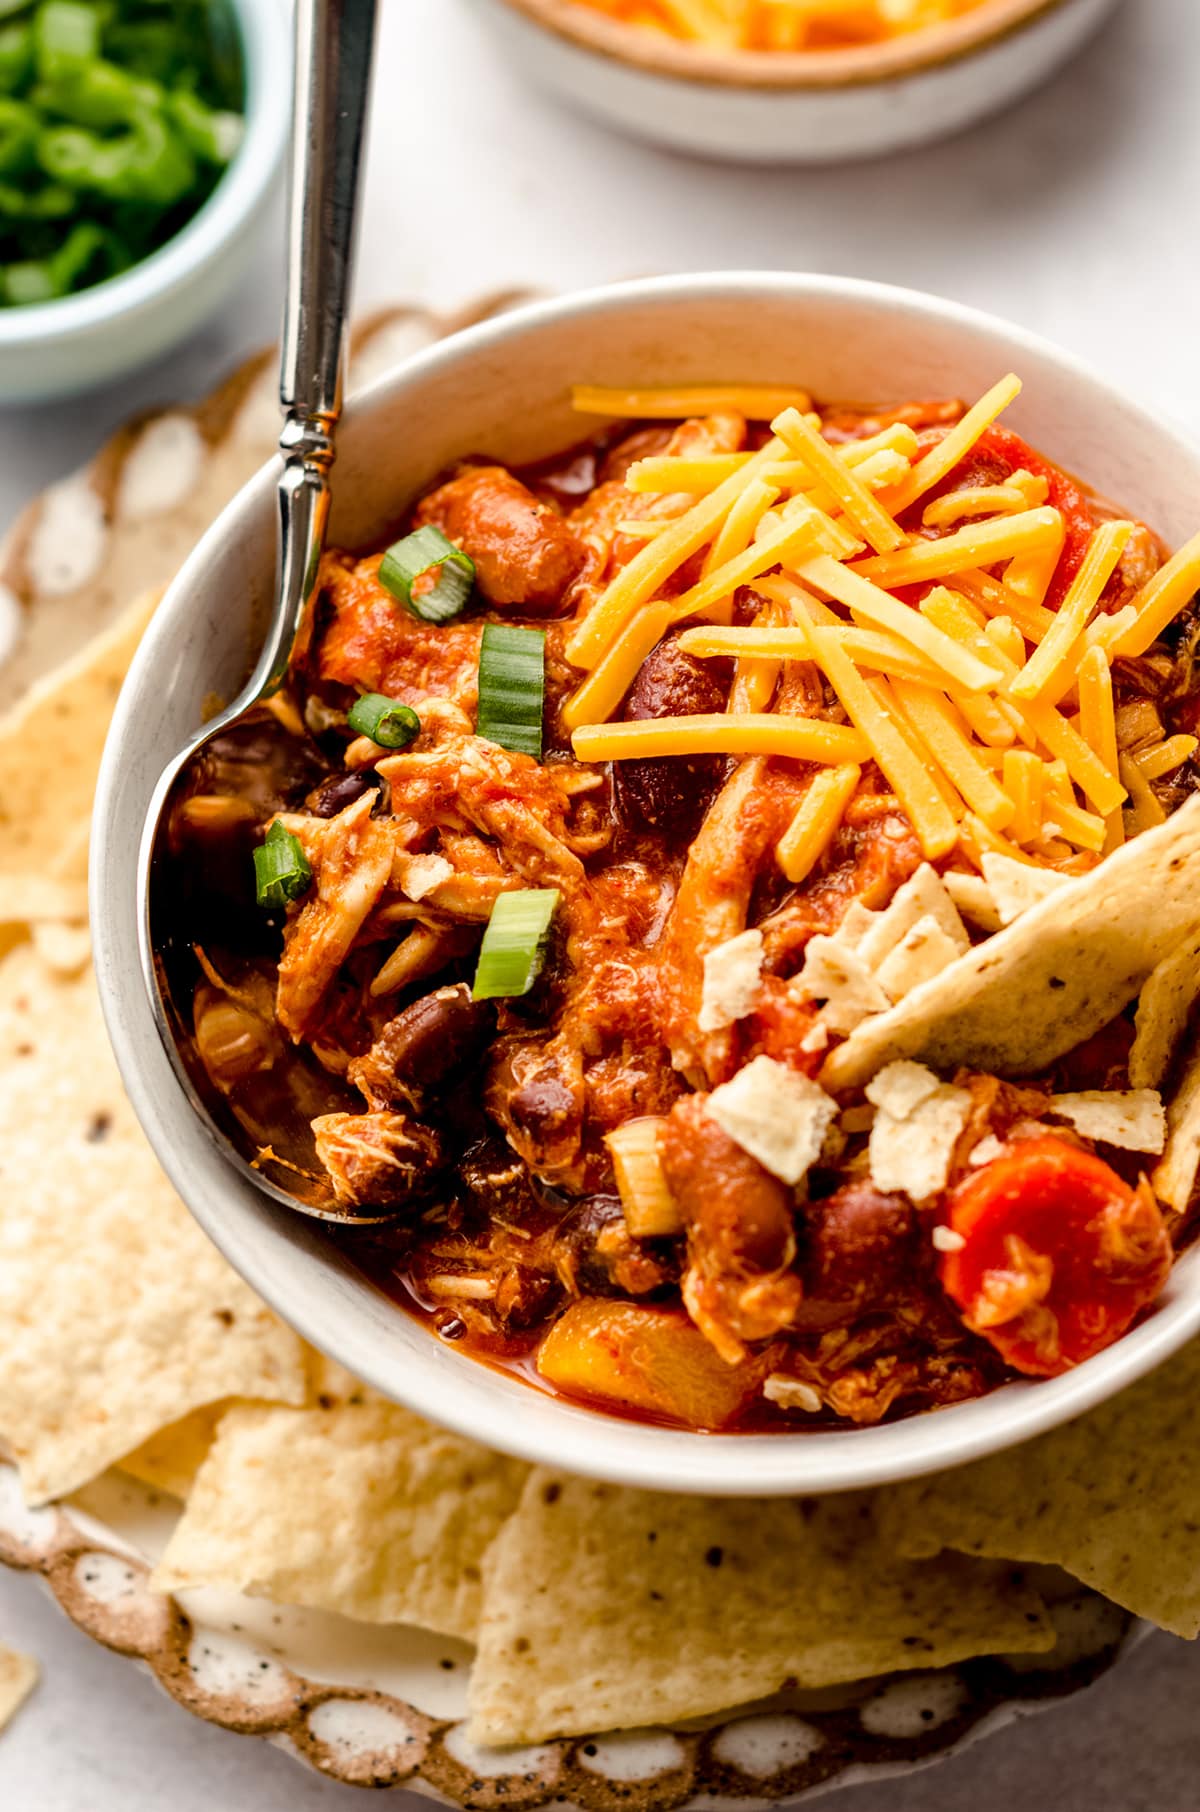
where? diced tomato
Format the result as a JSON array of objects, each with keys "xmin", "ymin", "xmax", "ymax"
[
  {"xmin": 938, "ymin": 1137, "xmax": 1172, "ymax": 1377},
  {"xmin": 906, "ymin": 424, "xmax": 1096, "ymax": 610}
]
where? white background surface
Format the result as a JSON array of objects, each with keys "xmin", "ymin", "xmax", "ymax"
[{"xmin": 3, "ymin": 0, "xmax": 1200, "ymax": 1803}]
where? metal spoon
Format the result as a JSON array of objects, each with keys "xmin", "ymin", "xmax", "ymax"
[{"xmin": 136, "ymin": 0, "xmax": 383, "ymax": 1223}]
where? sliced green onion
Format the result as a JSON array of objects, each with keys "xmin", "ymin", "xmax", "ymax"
[
  {"xmin": 347, "ymin": 692, "xmax": 421, "ymax": 750},
  {"xmin": 4, "ymin": 258, "xmax": 55, "ymax": 305},
  {"xmin": 34, "ymin": 2, "xmax": 100, "ymax": 83},
  {"xmin": 472, "ymin": 889, "xmax": 560, "ymax": 1001},
  {"xmin": 0, "ymin": 94, "xmax": 37, "ymax": 173},
  {"xmin": 253, "ymin": 821, "xmax": 312, "ymax": 910},
  {"xmin": 167, "ymin": 86, "xmax": 242, "ymax": 165},
  {"xmin": 475, "ymin": 623, "xmax": 546, "ymax": 758},
  {"xmin": 0, "ymin": 174, "xmax": 73, "ymax": 216},
  {"xmin": 379, "ymin": 525, "xmax": 474, "ymax": 624},
  {"xmin": 0, "ymin": 24, "xmax": 34, "ymax": 96},
  {"xmin": 36, "ymin": 59, "xmax": 164, "ymax": 129}
]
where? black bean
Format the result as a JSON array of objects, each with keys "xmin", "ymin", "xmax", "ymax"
[{"xmin": 307, "ymin": 769, "xmax": 383, "ymax": 819}]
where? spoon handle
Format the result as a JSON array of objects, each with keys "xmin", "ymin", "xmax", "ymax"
[{"xmin": 266, "ymin": 0, "xmax": 379, "ymax": 697}]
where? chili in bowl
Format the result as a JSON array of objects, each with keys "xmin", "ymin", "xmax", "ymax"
[{"xmin": 92, "ymin": 273, "xmax": 1200, "ymax": 1496}]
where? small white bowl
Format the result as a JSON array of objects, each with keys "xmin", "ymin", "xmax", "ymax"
[
  {"xmin": 0, "ymin": 0, "xmax": 290, "ymax": 405},
  {"xmin": 466, "ymin": 0, "xmax": 1120, "ymax": 163},
  {"xmin": 92, "ymin": 272, "xmax": 1200, "ymax": 1497}
]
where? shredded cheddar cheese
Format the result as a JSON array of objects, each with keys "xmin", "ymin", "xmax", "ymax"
[
  {"xmin": 796, "ymin": 554, "xmax": 1001, "ymax": 693},
  {"xmin": 1076, "ymin": 643, "xmax": 1124, "ymax": 852},
  {"xmin": 565, "ymin": 437, "xmax": 787, "ymax": 669},
  {"xmin": 922, "ymin": 481, "xmax": 1036, "ymax": 530},
  {"xmin": 571, "ymin": 384, "xmax": 813, "ymax": 419},
  {"xmin": 772, "ymin": 407, "xmax": 906, "ymax": 556},
  {"xmin": 554, "ymin": 368, "xmax": 1194, "ymax": 915},
  {"xmin": 1009, "ymin": 521, "xmax": 1133, "ymax": 701},
  {"xmin": 850, "ymin": 506, "xmax": 1064, "ymax": 589},
  {"xmin": 570, "ymin": 0, "xmax": 992, "ymax": 53},
  {"xmin": 952, "ymin": 567, "xmax": 1057, "ymax": 644},
  {"xmin": 1005, "ymin": 524, "xmax": 1067, "ymax": 607},
  {"xmin": 805, "ymin": 629, "xmax": 959, "ymax": 859},
  {"xmin": 1113, "ymin": 528, "xmax": 1200, "ymax": 657},
  {"xmin": 879, "ymin": 373, "xmax": 1022, "ymax": 516},
  {"xmin": 776, "ymin": 764, "xmax": 862, "ymax": 884},
  {"xmin": 625, "ymin": 452, "xmax": 753, "ymax": 495},
  {"xmin": 891, "ymin": 681, "xmax": 1016, "ymax": 832},
  {"xmin": 570, "ymin": 713, "xmax": 870, "ymax": 764},
  {"xmin": 1002, "ymin": 750, "xmax": 1045, "ymax": 844},
  {"xmin": 728, "ymin": 596, "xmax": 787, "ymax": 714},
  {"xmin": 561, "ymin": 601, "xmax": 677, "ymax": 733}
]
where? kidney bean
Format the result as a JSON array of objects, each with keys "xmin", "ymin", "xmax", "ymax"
[
  {"xmin": 659, "ymin": 1094, "xmax": 795, "ymax": 1276},
  {"xmin": 349, "ymin": 983, "xmax": 496, "ymax": 1111},
  {"xmin": 614, "ymin": 636, "xmax": 729, "ymax": 839},
  {"xmin": 795, "ymin": 1182, "xmax": 918, "ymax": 1329}
]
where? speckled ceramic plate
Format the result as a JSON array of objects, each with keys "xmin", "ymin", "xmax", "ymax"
[{"xmin": 0, "ymin": 1459, "xmax": 1142, "ymax": 1800}]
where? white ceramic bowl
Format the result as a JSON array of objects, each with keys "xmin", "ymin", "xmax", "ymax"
[
  {"xmin": 0, "ymin": 0, "xmax": 290, "ymax": 405},
  {"xmin": 92, "ymin": 272, "xmax": 1200, "ymax": 1497},
  {"xmin": 466, "ymin": 0, "xmax": 1120, "ymax": 163}
]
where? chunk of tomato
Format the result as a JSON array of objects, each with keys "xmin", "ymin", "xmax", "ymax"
[
  {"xmin": 939, "ymin": 1138, "xmax": 1172, "ymax": 1377},
  {"xmin": 907, "ymin": 424, "xmax": 1096, "ymax": 610}
]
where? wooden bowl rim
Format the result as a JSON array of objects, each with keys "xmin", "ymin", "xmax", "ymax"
[{"xmin": 485, "ymin": 0, "xmax": 1081, "ymax": 91}]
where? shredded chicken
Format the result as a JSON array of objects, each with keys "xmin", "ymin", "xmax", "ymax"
[
  {"xmin": 312, "ymin": 1110, "xmax": 444, "ymax": 1211},
  {"xmin": 275, "ymin": 791, "xmax": 394, "ymax": 1040}
]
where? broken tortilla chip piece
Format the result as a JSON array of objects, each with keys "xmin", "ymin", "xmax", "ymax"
[
  {"xmin": 0, "ymin": 587, "xmax": 159, "ymax": 878},
  {"xmin": 875, "ymin": 1334, "xmax": 1200, "ymax": 1636},
  {"xmin": 1153, "ymin": 1037, "xmax": 1200, "ymax": 1213},
  {"xmin": 467, "ymin": 1471, "xmax": 1054, "ymax": 1746},
  {"xmin": 0, "ymin": 947, "xmax": 307, "ymax": 1503},
  {"xmin": 152, "ymin": 1401, "xmax": 529, "ymax": 1642},
  {"xmin": 0, "ymin": 1642, "xmax": 38, "ymax": 1732},
  {"xmin": 1129, "ymin": 926, "xmax": 1200, "ymax": 1091},
  {"xmin": 822, "ymin": 797, "xmax": 1200, "ymax": 1090}
]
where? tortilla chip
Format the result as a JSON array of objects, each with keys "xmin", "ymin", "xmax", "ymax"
[
  {"xmin": 0, "ymin": 588, "xmax": 159, "ymax": 878},
  {"xmin": 0, "ymin": 1643, "xmax": 38, "ymax": 1732},
  {"xmin": 876, "ymin": 1334, "xmax": 1200, "ymax": 1636},
  {"xmin": 822, "ymin": 798, "xmax": 1200, "ymax": 1090},
  {"xmin": 1153, "ymin": 1037, "xmax": 1200, "ymax": 1212},
  {"xmin": 1129, "ymin": 926, "xmax": 1200, "ymax": 1090},
  {"xmin": 118, "ymin": 1404, "xmax": 229, "ymax": 1501},
  {"xmin": 0, "ymin": 947, "xmax": 307, "ymax": 1503},
  {"xmin": 153, "ymin": 1402, "xmax": 529, "ymax": 1641},
  {"xmin": 29, "ymin": 919, "xmax": 91, "ymax": 977},
  {"xmin": 467, "ymin": 1471, "xmax": 1054, "ymax": 1745},
  {"xmin": 0, "ymin": 875, "xmax": 88, "ymax": 924}
]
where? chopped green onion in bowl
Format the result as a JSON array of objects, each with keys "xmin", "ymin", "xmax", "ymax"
[
  {"xmin": 476, "ymin": 622, "xmax": 546, "ymax": 759},
  {"xmin": 379, "ymin": 524, "xmax": 476, "ymax": 624},
  {"xmin": 472, "ymin": 888, "xmax": 560, "ymax": 1001},
  {"xmin": 0, "ymin": 0, "xmax": 244, "ymax": 307},
  {"xmin": 347, "ymin": 692, "xmax": 421, "ymax": 751},
  {"xmin": 253, "ymin": 821, "xmax": 311, "ymax": 911}
]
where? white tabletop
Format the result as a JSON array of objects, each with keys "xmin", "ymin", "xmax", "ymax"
[{"xmin": 4, "ymin": 0, "xmax": 1200, "ymax": 1803}]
